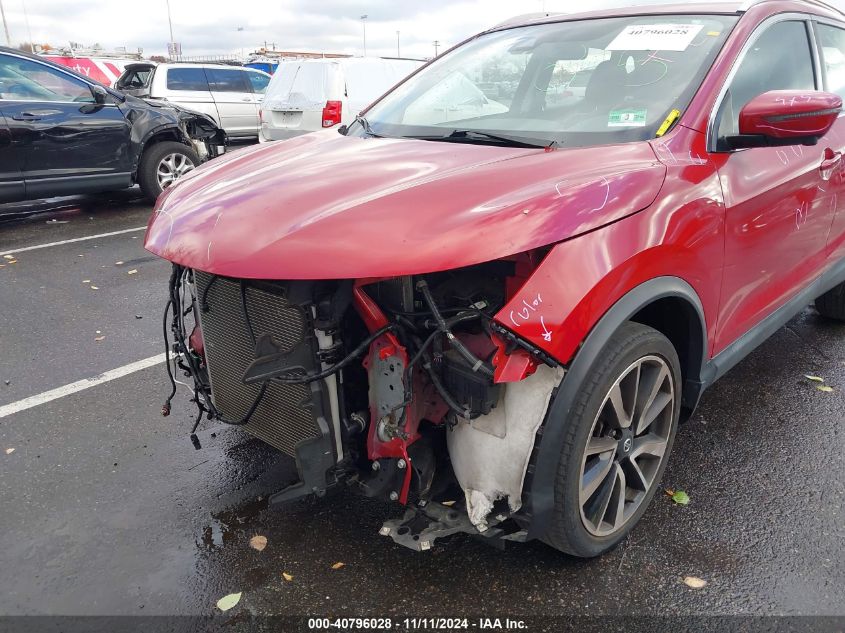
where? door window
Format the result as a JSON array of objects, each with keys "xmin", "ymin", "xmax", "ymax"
[
  {"xmin": 714, "ymin": 21, "xmax": 816, "ymax": 146},
  {"xmin": 818, "ymin": 23, "xmax": 845, "ymax": 99},
  {"xmin": 0, "ymin": 54, "xmax": 94, "ymax": 102},
  {"xmin": 246, "ymin": 71, "xmax": 270, "ymax": 94},
  {"xmin": 166, "ymin": 68, "xmax": 210, "ymax": 91},
  {"xmin": 205, "ymin": 68, "xmax": 251, "ymax": 93}
]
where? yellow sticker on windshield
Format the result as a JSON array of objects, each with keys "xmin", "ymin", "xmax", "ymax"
[{"xmin": 656, "ymin": 109, "xmax": 681, "ymax": 137}]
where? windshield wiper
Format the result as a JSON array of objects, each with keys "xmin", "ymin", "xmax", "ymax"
[
  {"xmin": 410, "ymin": 129, "xmax": 558, "ymax": 149},
  {"xmin": 354, "ymin": 115, "xmax": 381, "ymax": 137}
]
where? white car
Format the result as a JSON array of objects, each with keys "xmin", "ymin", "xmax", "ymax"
[
  {"xmin": 116, "ymin": 63, "xmax": 270, "ymax": 138},
  {"xmin": 259, "ymin": 57, "xmax": 423, "ymax": 141}
]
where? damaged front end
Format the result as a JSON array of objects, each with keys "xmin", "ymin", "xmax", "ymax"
[
  {"xmin": 162, "ymin": 253, "xmax": 563, "ymax": 550},
  {"xmin": 177, "ymin": 110, "xmax": 227, "ymax": 162}
]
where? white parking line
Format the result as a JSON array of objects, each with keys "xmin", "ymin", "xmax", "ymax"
[
  {"xmin": 0, "ymin": 354, "xmax": 167, "ymax": 419},
  {"xmin": 0, "ymin": 226, "xmax": 147, "ymax": 256}
]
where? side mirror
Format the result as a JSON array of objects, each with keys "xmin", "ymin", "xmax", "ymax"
[
  {"xmin": 727, "ymin": 90, "xmax": 842, "ymax": 149},
  {"xmin": 91, "ymin": 84, "xmax": 109, "ymax": 104}
]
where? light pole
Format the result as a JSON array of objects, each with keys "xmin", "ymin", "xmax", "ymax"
[
  {"xmin": 0, "ymin": 0, "xmax": 11, "ymax": 47},
  {"xmin": 237, "ymin": 26, "xmax": 244, "ymax": 59},
  {"xmin": 433, "ymin": 40, "xmax": 440, "ymax": 57},
  {"xmin": 396, "ymin": 30, "xmax": 400, "ymax": 57},
  {"xmin": 22, "ymin": 0, "xmax": 33, "ymax": 52},
  {"xmin": 165, "ymin": 0, "xmax": 175, "ymax": 57},
  {"xmin": 360, "ymin": 14, "xmax": 368, "ymax": 57}
]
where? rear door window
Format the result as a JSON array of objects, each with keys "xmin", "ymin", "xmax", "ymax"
[
  {"xmin": 818, "ymin": 23, "xmax": 845, "ymax": 99},
  {"xmin": 246, "ymin": 70, "xmax": 270, "ymax": 94},
  {"xmin": 205, "ymin": 68, "xmax": 251, "ymax": 93},
  {"xmin": 166, "ymin": 68, "xmax": 210, "ymax": 91}
]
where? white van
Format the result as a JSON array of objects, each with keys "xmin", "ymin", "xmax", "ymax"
[
  {"xmin": 116, "ymin": 63, "xmax": 271, "ymax": 138},
  {"xmin": 259, "ymin": 57, "xmax": 423, "ymax": 141}
]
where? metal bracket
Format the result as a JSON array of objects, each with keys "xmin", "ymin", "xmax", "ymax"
[{"xmin": 379, "ymin": 502, "xmax": 479, "ymax": 551}]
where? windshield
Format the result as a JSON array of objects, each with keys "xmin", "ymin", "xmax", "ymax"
[{"xmin": 358, "ymin": 15, "xmax": 736, "ymax": 148}]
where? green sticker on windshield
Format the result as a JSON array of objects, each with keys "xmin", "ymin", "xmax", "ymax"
[{"xmin": 608, "ymin": 108, "xmax": 647, "ymax": 128}]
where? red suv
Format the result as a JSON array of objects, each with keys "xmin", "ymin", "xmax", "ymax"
[{"xmin": 145, "ymin": 0, "xmax": 845, "ymax": 557}]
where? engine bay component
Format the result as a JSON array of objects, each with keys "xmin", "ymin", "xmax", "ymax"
[{"xmin": 160, "ymin": 255, "xmax": 560, "ymax": 545}]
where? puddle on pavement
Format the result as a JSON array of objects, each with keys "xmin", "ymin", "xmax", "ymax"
[{"xmin": 197, "ymin": 495, "xmax": 269, "ymax": 550}]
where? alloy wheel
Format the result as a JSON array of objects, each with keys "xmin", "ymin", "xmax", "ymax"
[
  {"xmin": 578, "ymin": 354, "xmax": 675, "ymax": 537},
  {"xmin": 156, "ymin": 153, "xmax": 195, "ymax": 190}
]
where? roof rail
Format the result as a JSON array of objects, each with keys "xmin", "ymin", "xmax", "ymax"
[
  {"xmin": 492, "ymin": 12, "xmax": 567, "ymax": 29},
  {"xmin": 739, "ymin": 0, "xmax": 844, "ymax": 14}
]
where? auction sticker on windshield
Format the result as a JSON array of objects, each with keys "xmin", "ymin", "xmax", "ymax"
[
  {"xmin": 608, "ymin": 108, "xmax": 647, "ymax": 127},
  {"xmin": 607, "ymin": 23, "xmax": 704, "ymax": 51}
]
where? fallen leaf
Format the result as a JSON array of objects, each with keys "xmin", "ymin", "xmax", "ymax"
[
  {"xmin": 115, "ymin": 261, "xmax": 124, "ymax": 265},
  {"xmin": 804, "ymin": 375, "xmax": 825, "ymax": 382},
  {"xmin": 282, "ymin": 572, "xmax": 293, "ymax": 582},
  {"xmin": 441, "ymin": 500, "xmax": 456, "ymax": 506},
  {"xmin": 664, "ymin": 488, "xmax": 675, "ymax": 497},
  {"xmin": 216, "ymin": 592, "xmax": 241, "ymax": 611},
  {"xmin": 8, "ymin": 260, "xmax": 17, "ymax": 264},
  {"xmin": 5, "ymin": 448, "xmax": 15, "ymax": 455},
  {"xmin": 2, "ymin": 255, "xmax": 13, "ymax": 259},
  {"xmin": 331, "ymin": 562, "xmax": 345, "ymax": 570},
  {"xmin": 77, "ymin": 254, "xmax": 84, "ymax": 258},
  {"xmin": 817, "ymin": 385, "xmax": 834, "ymax": 393},
  {"xmin": 249, "ymin": 535, "xmax": 267, "ymax": 551},
  {"xmin": 90, "ymin": 286, "xmax": 99, "ymax": 290},
  {"xmin": 94, "ymin": 336, "xmax": 105, "ymax": 342},
  {"xmin": 0, "ymin": 264, "xmax": 5, "ymax": 268},
  {"xmin": 82, "ymin": 280, "xmax": 91, "ymax": 284},
  {"xmin": 683, "ymin": 576, "xmax": 708, "ymax": 589},
  {"xmin": 671, "ymin": 490, "xmax": 690, "ymax": 505},
  {"xmin": 127, "ymin": 269, "xmax": 138, "ymax": 275}
]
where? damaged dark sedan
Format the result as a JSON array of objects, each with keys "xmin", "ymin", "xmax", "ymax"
[{"xmin": 0, "ymin": 47, "xmax": 226, "ymax": 204}]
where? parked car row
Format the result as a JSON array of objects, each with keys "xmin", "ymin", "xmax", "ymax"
[{"xmin": 0, "ymin": 48, "xmax": 226, "ymax": 203}]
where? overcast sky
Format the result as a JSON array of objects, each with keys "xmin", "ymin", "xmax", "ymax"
[{"xmin": 3, "ymin": 0, "xmax": 845, "ymax": 59}]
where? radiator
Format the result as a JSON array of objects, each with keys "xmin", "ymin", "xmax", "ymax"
[{"xmin": 193, "ymin": 271, "xmax": 325, "ymax": 457}]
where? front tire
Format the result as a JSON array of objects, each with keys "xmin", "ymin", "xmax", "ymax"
[
  {"xmin": 138, "ymin": 141, "xmax": 199, "ymax": 202},
  {"xmin": 543, "ymin": 322, "xmax": 681, "ymax": 557}
]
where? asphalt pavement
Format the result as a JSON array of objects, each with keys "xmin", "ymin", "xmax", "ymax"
[{"xmin": 0, "ymin": 192, "xmax": 843, "ymax": 626}]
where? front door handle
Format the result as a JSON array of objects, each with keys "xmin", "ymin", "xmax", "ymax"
[
  {"xmin": 11, "ymin": 112, "xmax": 41, "ymax": 121},
  {"xmin": 820, "ymin": 147, "xmax": 843, "ymax": 177}
]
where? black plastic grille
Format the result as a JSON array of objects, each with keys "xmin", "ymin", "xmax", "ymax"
[{"xmin": 194, "ymin": 271, "xmax": 322, "ymax": 456}]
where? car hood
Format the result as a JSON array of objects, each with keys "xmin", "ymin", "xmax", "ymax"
[{"xmin": 145, "ymin": 131, "xmax": 666, "ymax": 279}]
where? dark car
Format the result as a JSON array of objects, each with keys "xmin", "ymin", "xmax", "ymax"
[{"xmin": 0, "ymin": 48, "xmax": 226, "ymax": 204}]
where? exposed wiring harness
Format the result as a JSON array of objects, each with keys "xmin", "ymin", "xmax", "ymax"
[{"xmin": 416, "ymin": 279, "xmax": 495, "ymax": 378}]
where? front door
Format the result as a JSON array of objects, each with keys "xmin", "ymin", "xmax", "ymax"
[
  {"xmin": 712, "ymin": 19, "xmax": 835, "ymax": 352},
  {"xmin": 204, "ymin": 67, "xmax": 258, "ymax": 136},
  {"xmin": 0, "ymin": 53, "xmax": 133, "ymax": 199}
]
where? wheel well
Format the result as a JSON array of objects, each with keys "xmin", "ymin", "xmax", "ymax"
[
  {"xmin": 629, "ymin": 296, "xmax": 705, "ymax": 415},
  {"xmin": 143, "ymin": 129, "xmax": 188, "ymax": 152},
  {"xmin": 136, "ymin": 130, "xmax": 189, "ymax": 179}
]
